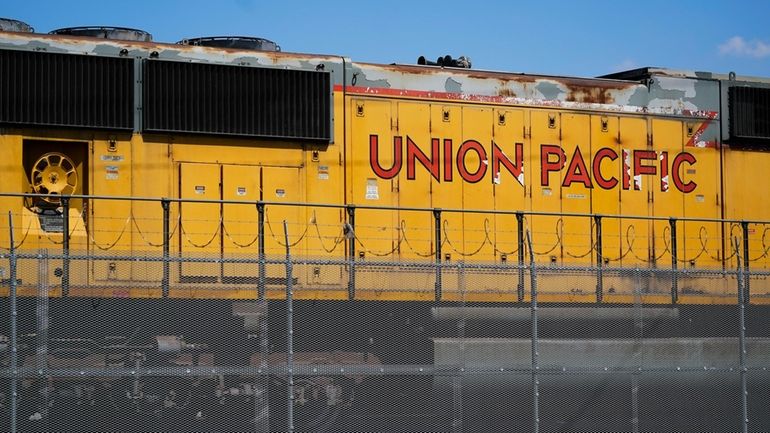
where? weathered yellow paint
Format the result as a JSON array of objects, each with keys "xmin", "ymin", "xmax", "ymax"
[{"xmin": 1, "ymin": 88, "xmax": 768, "ymax": 307}]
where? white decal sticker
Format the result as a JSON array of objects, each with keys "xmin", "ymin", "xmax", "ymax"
[
  {"xmin": 101, "ymin": 155, "xmax": 124, "ymax": 162},
  {"xmin": 318, "ymin": 165, "xmax": 329, "ymax": 180},
  {"xmin": 365, "ymin": 179, "xmax": 379, "ymax": 200},
  {"xmin": 195, "ymin": 185, "xmax": 205, "ymax": 195},
  {"xmin": 105, "ymin": 165, "xmax": 119, "ymax": 180},
  {"xmin": 236, "ymin": 187, "xmax": 247, "ymax": 196}
]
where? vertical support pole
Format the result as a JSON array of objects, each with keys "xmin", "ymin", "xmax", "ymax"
[
  {"xmin": 256, "ymin": 202, "xmax": 269, "ymax": 432},
  {"xmin": 742, "ymin": 221, "xmax": 750, "ymax": 300},
  {"xmin": 161, "ymin": 198, "xmax": 170, "ymax": 298},
  {"xmin": 526, "ymin": 230, "xmax": 539, "ymax": 433},
  {"xmin": 451, "ymin": 261, "xmax": 465, "ymax": 433},
  {"xmin": 736, "ymin": 236, "xmax": 748, "ymax": 433},
  {"xmin": 434, "ymin": 208, "xmax": 442, "ymax": 302},
  {"xmin": 631, "ymin": 267, "xmax": 642, "ymax": 433},
  {"xmin": 669, "ymin": 217, "xmax": 678, "ymax": 304},
  {"xmin": 61, "ymin": 197, "xmax": 70, "ymax": 297},
  {"xmin": 283, "ymin": 220, "xmax": 294, "ymax": 433},
  {"xmin": 8, "ymin": 212, "xmax": 18, "ymax": 433},
  {"xmin": 595, "ymin": 215, "xmax": 604, "ymax": 303},
  {"xmin": 516, "ymin": 212, "xmax": 525, "ymax": 302},
  {"xmin": 257, "ymin": 202, "xmax": 266, "ymax": 300},
  {"xmin": 346, "ymin": 205, "xmax": 356, "ymax": 300},
  {"xmin": 37, "ymin": 249, "xmax": 50, "ymax": 426}
]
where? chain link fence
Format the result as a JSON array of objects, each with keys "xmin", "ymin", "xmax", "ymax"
[{"xmin": 1, "ymin": 195, "xmax": 769, "ymax": 432}]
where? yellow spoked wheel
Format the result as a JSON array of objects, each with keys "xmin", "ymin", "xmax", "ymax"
[{"xmin": 30, "ymin": 152, "xmax": 78, "ymax": 204}]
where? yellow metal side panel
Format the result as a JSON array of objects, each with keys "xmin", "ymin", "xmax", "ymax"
[
  {"xmin": 262, "ymin": 166, "xmax": 303, "ymax": 285},
  {"xmin": 560, "ymin": 113, "xmax": 592, "ymax": 265},
  {"xmin": 430, "ymin": 104, "xmax": 464, "ymax": 298},
  {"xmin": 304, "ymin": 96, "xmax": 346, "ymax": 264},
  {"xmin": 430, "ymin": 103, "xmax": 464, "ymax": 243},
  {"xmin": 529, "ymin": 110, "xmax": 562, "ymax": 264},
  {"xmin": 722, "ymin": 150, "xmax": 770, "ymax": 274},
  {"xmin": 222, "ymin": 164, "xmax": 260, "ymax": 280},
  {"xmin": 179, "ymin": 162, "xmax": 220, "ymax": 278},
  {"xmin": 590, "ymin": 115, "xmax": 622, "ymax": 265},
  {"xmin": 397, "ymin": 102, "xmax": 434, "ymax": 261},
  {"xmin": 618, "ymin": 117, "xmax": 651, "ymax": 266},
  {"xmin": 349, "ymin": 98, "xmax": 398, "ymax": 262},
  {"xmin": 304, "ymin": 110, "xmax": 344, "ymax": 285},
  {"xmin": 460, "ymin": 106, "xmax": 494, "ymax": 261},
  {"xmin": 492, "ymin": 109, "xmax": 526, "ymax": 257},
  {"xmin": 681, "ymin": 121, "xmax": 722, "ymax": 270},
  {"xmin": 0, "ymin": 134, "xmax": 22, "ymax": 251},
  {"xmin": 171, "ymin": 136, "xmax": 303, "ymax": 168},
  {"xmin": 651, "ymin": 119, "xmax": 683, "ymax": 270},
  {"xmin": 91, "ymin": 138, "xmax": 133, "ymax": 282},
  {"xmin": 130, "ymin": 136, "xmax": 170, "ymax": 289}
]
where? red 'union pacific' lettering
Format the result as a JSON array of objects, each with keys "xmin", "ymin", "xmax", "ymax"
[{"xmin": 367, "ymin": 135, "xmax": 697, "ymax": 193}]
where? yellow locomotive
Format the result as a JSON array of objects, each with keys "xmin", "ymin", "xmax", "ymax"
[
  {"xmin": 0, "ymin": 25, "xmax": 768, "ymax": 305},
  {"xmin": 1, "ymin": 20, "xmax": 770, "ymax": 432}
]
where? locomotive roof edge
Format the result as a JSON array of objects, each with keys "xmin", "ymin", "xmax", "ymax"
[{"xmin": 0, "ymin": 28, "xmax": 768, "ymax": 123}]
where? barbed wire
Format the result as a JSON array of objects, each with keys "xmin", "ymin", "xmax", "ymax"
[
  {"xmin": 483, "ymin": 218, "xmax": 518, "ymax": 255},
  {"xmin": 748, "ymin": 226, "xmax": 770, "ymax": 262},
  {"xmin": 525, "ymin": 217, "xmax": 563, "ymax": 256},
  {"xmin": 180, "ymin": 216, "xmax": 222, "ymax": 248},
  {"xmin": 265, "ymin": 210, "xmax": 307, "ymax": 248},
  {"xmin": 399, "ymin": 219, "xmax": 436, "ymax": 258},
  {"xmin": 88, "ymin": 216, "xmax": 131, "ymax": 251},
  {"xmin": 313, "ymin": 220, "xmax": 346, "ymax": 254},
  {"xmin": 0, "ymin": 216, "xmax": 32, "ymax": 250},
  {"xmin": 442, "ymin": 219, "xmax": 488, "ymax": 257},
  {"xmin": 132, "ymin": 211, "xmax": 180, "ymax": 247},
  {"xmin": 222, "ymin": 222, "xmax": 259, "ymax": 248}
]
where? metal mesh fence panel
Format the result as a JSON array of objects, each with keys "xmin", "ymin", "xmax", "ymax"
[{"xmin": 2, "ymin": 200, "xmax": 770, "ymax": 431}]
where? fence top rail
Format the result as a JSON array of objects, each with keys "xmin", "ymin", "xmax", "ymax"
[{"xmin": 0, "ymin": 192, "xmax": 764, "ymax": 225}]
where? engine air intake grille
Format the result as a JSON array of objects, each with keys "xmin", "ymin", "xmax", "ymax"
[
  {"xmin": 729, "ymin": 86, "xmax": 770, "ymax": 145},
  {"xmin": 0, "ymin": 49, "xmax": 134, "ymax": 129},
  {"xmin": 142, "ymin": 60, "xmax": 331, "ymax": 141}
]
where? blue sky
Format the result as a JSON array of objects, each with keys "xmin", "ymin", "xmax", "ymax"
[{"xmin": 4, "ymin": 0, "xmax": 769, "ymax": 78}]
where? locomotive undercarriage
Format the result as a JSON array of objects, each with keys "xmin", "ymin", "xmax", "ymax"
[{"xmin": 2, "ymin": 295, "xmax": 769, "ymax": 432}]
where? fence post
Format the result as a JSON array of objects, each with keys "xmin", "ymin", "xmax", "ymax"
[
  {"xmin": 434, "ymin": 208, "xmax": 442, "ymax": 302},
  {"xmin": 257, "ymin": 201, "xmax": 265, "ymax": 300},
  {"xmin": 283, "ymin": 220, "xmax": 294, "ymax": 433},
  {"xmin": 346, "ymin": 205, "xmax": 356, "ymax": 300},
  {"xmin": 669, "ymin": 217, "xmax": 678, "ymax": 304},
  {"xmin": 595, "ymin": 215, "xmax": 603, "ymax": 303},
  {"xmin": 61, "ymin": 196, "xmax": 70, "ymax": 296},
  {"xmin": 161, "ymin": 198, "xmax": 170, "ymax": 298},
  {"xmin": 742, "ymin": 221, "xmax": 750, "ymax": 300},
  {"xmin": 8, "ymin": 212, "xmax": 18, "ymax": 433},
  {"xmin": 256, "ymin": 201, "xmax": 269, "ymax": 432},
  {"xmin": 516, "ymin": 212, "xmax": 525, "ymax": 302},
  {"xmin": 526, "ymin": 230, "xmax": 539, "ymax": 433},
  {"xmin": 736, "ymin": 237, "xmax": 748, "ymax": 433}
]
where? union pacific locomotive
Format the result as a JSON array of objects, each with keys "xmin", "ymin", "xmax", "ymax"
[{"xmin": 1, "ymin": 18, "xmax": 770, "ymax": 432}]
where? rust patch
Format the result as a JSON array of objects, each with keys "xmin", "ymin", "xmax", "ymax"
[
  {"xmin": 566, "ymin": 87, "xmax": 614, "ymax": 104},
  {"xmin": 498, "ymin": 87, "xmax": 517, "ymax": 98},
  {"xmin": 0, "ymin": 30, "xmax": 340, "ymax": 62}
]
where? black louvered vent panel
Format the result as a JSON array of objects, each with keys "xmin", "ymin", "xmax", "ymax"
[
  {"xmin": 0, "ymin": 49, "xmax": 134, "ymax": 129},
  {"xmin": 729, "ymin": 86, "xmax": 770, "ymax": 143},
  {"xmin": 143, "ymin": 60, "xmax": 331, "ymax": 141}
]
